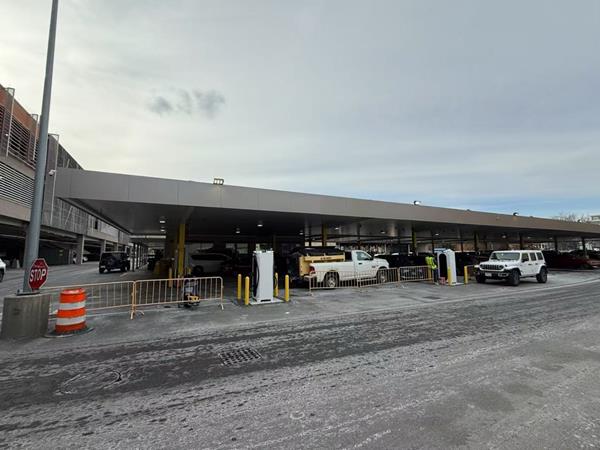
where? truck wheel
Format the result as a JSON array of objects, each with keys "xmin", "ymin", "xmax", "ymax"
[
  {"xmin": 376, "ymin": 269, "xmax": 387, "ymax": 284},
  {"xmin": 324, "ymin": 272, "xmax": 339, "ymax": 289},
  {"xmin": 507, "ymin": 270, "xmax": 520, "ymax": 286},
  {"xmin": 99, "ymin": 268, "xmax": 105, "ymax": 274},
  {"xmin": 536, "ymin": 267, "xmax": 548, "ymax": 283},
  {"xmin": 0, "ymin": 270, "xmax": 4, "ymax": 282},
  {"xmin": 475, "ymin": 274, "xmax": 486, "ymax": 284}
]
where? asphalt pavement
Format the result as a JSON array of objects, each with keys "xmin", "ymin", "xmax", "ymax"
[{"xmin": 1, "ymin": 272, "xmax": 600, "ymax": 449}]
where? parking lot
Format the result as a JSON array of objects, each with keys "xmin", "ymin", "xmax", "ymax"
[{"xmin": 2, "ymin": 269, "xmax": 600, "ymax": 448}]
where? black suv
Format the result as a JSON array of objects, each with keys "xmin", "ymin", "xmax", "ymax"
[{"xmin": 99, "ymin": 252, "xmax": 131, "ymax": 273}]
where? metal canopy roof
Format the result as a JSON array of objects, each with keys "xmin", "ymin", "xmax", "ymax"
[{"xmin": 55, "ymin": 168, "xmax": 600, "ymax": 242}]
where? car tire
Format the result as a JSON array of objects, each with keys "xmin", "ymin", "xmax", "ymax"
[
  {"xmin": 507, "ymin": 270, "xmax": 520, "ymax": 286},
  {"xmin": 324, "ymin": 272, "xmax": 339, "ymax": 289},
  {"xmin": 376, "ymin": 268, "xmax": 387, "ymax": 284},
  {"xmin": 476, "ymin": 274, "xmax": 486, "ymax": 284},
  {"xmin": 536, "ymin": 267, "xmax": 548, "ymax": 283},
  {"xmin": 0, "ymin": 270, "xmax": 4, "ymax": 282},
  {"xmin": 99, "ymin": 268, "xmax": 105, "ymax": 274}
]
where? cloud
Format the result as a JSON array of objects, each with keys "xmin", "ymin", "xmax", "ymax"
[
  {"xmin": 193, "ymin": 90, "xmax": 226, "ymax": 118},
  {"xmin": 147, "ymin": 96, "xmax": 173, "ymax": 115},
  {"xmin": 147, "ymin": 89, "xmax": 225, "ymax": 118}
]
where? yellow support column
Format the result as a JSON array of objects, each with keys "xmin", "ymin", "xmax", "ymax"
[
  {"xmin": 464, "ymin": 266, "xmax": 469, "ymax": 284},
  {"xmin": 284, "ymin": 275, "xmax": 290, "ymax": 302},
  {"xmin": 274, "ymin": 273, "xmax": 279, "ymax": 297},
  {"xmin": 447, "ymin": 267, "xmax": 453, "ymax": 285},
  {"xmin": 237, "ymin": 274, "xmax": 242, "ymax": 300},
  {"xmin": 177, "ymin": 223, "xmax": 185, "ymax": 278},
  {"xmin": 244, "ymin": 276, "xmax": 250, "ymax": 306}
]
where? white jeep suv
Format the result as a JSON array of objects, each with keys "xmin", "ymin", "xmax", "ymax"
[{"xmin": 476, "ymin": 250, "xmax": 548, "ymax": 286}]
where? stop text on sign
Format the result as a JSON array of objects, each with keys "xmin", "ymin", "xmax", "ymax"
[{"xmin": 29, "ymin": 267, "xmax": 48, "ymax": 283}]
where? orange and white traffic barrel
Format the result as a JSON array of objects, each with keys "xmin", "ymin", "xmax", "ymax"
[{"xmin": 54, "ymin": 288, "xmax": 88, "ymax": 334}]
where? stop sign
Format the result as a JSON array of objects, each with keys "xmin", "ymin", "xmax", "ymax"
[{"xmin": 28, "ymin": 258, "xmax": 49, "ymax": 291}]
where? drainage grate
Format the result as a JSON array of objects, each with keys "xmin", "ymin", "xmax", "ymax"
[{"xmin": 218, "ymin": 347, "xmax": 262, "ymax": 366}]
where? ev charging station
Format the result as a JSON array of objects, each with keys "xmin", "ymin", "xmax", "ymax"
[
  {"xmin": 251, "ymin": 250, "xmax": 282, "ymax": 305},
  {"xmin": 435, "ymin": 249, "xmax": 458, "ymax": 285}
]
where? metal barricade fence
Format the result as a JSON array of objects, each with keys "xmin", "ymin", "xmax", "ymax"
[
  {"xmin": 397, "ymin": 265, "xmax": 432, "ymax": 282},
  {"xmin": 131, "ymin": 276, "xmax": 224, "ymax": 317},
  {"xmin": 308, "ymin": 267, "xmax": 401, "ymax": 291},
  {"xmin": 42, "ymin": 281, "xmax": 135, "ymax": 313},
  {"xmin": 309, "ymin": 270, "xmax": 360, "ymax": 291}
]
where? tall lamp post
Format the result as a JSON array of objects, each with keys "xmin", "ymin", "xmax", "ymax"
[{"xmin": 21, "ymin": 0, "xmax": 59, "ymax": 293}]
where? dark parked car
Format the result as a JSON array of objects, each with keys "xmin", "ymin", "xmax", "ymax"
[
  {"xmin": 375, "ymin": 253, "xmax": 428, "ymax": 268},
  {"xmin": 543, "ymin": 251, "xmax": 599, "ymax": 270},
  {"xmin": 99, "ymin": 252, "xmax": 131, "ymax": 273}
]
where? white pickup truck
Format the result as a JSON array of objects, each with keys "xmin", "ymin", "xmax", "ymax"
[{"xmin": 307, "ymin": 250, "xmax": 390, "ymax": 288}]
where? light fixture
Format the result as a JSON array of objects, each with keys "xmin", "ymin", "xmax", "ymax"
[
  {"xmin": 235, "ymin": 227, "xmax": 240, "ymax": 234},
  {"xmin": 159, "ymin": 219, "xmax": 166, "ymax": 224},
  {"xmin": 334, "ymin": 226, "xmax": 340, "ymax": 231},
  {"xmin": 213, "ymin": 177, "xmax": 224, "ymax": 185},
  {"xmin": 380, "ymin": 229, "xmax": 386, "ymax": 234},
  {"xmin": 299, "ymin": 230, "xmax": 304, "ymax": 236},
  {"xmin": 413, "ymin": 200, "xmax": 422, "ymax": 206},
  {"xmin": 502, "ymin": 234, "xmax": 507, "ymax": 239},
  {"xmin": 257, "ymin": 220, "xmax": 263, "ymax": 228},
  {"xmin": 434, "ymin": 233, "xmax": 439, "ymax": 236}
]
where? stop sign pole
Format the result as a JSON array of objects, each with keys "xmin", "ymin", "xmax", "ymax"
[{"xmin": 21, "ymin": 0, "xmax": 59, "ymax": 294}]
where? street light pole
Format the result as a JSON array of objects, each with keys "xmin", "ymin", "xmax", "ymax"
[{"xmin": 22, "ymin": 0, "xmax": 59, "ymax": 293}]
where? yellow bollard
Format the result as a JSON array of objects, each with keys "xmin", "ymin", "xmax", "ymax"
[
  {"xmin": 464, "ymin": 266, "xmax": 469, "ymax": 284},
  {"xmin": 447, "ymin": 267, "xmax": 453, "ymax": 285},
  {"xmin": 274, "ymin": 273, "xmax": 279, "ymax": 297},
  {"xmin": 284, "ymin": 275, "xmax": 290, "ymax": 302},
  {"xmin": 244, "ymin": 276, "xmax": 250, "ymax": 306},
  {"xmin": 237, "ymin": 274, "xmax": 242, "ymax": 300},
  {"xmin": 168, "ymin": 267, "xmax": 173, "ymax": 288}
]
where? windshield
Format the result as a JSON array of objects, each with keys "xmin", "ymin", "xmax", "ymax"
[{"xmin": 490, "ymin": 252, "xmax": 520, "ymax": 261}]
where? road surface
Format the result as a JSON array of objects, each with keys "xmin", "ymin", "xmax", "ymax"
[{"xmin": 1, "ymin": 276, "xmax": 600, "ymax": 448}]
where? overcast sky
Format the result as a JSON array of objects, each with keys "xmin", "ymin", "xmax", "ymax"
[{"xmin": 2, "ymin": 0, "xmax": 599, "ymax": 217}]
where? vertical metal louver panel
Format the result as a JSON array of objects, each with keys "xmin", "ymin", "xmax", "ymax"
[
  {"xmin": 0, "ymin": 161, "xmax": 34, "ymax": 207},
  {"xmin": 8, "ymin": 118, "xmax": 32, "ymax": 164}
]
